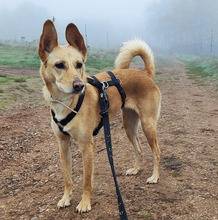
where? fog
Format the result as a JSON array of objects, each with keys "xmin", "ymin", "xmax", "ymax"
[{"xmin": 1, "ymin": 0, "xmax": 218, "ymax": 56}]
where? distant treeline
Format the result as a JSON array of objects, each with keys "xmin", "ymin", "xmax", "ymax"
[{"xmin": 145, "ymin": 0, "xmax": 218, "ymax": 56}]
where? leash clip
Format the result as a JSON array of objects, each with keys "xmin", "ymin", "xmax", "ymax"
[
  {"xmin": 100, "ymin": 85, "xmax": 109, "ymax": 117},
  {"xmin": 102, "ymin": 81, "xmax": 109, "ymax": 90}
]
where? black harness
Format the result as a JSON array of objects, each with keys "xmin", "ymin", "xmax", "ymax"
[
  {"xmin": 51, "ymin": 93, "xmax": 85, "ymax": 136},
  {"xmin": 87, "ymin": 71, "xmax": 126, "ymax": 136},
  {"xmin": 51, "ymin": 71, "xmax": 128, "ymax": 220}
]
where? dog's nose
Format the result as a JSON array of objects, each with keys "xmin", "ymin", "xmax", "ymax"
[{"xmin": 73, "ymin": 80, "xmax": 84, "ymax": 92}]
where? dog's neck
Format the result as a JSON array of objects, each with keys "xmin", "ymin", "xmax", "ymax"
[{"xmin": 43, "ymin": 84, "xmax": 80, "ymax": 121}]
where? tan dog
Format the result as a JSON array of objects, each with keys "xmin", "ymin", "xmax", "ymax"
[{"xmin": 38, "ymin": 20, "xmax": 161, "ymax": 213}]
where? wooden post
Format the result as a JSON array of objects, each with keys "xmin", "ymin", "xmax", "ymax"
[{"xmin": 210, "ymin": 28, "xmax": 213, "ymax": 56}]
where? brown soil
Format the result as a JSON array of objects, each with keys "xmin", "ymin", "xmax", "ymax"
[{"xmin": 0, "ymin": 60, "xmax": 217, "ymax": 220}]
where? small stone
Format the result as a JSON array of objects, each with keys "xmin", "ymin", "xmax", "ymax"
[
  {"xmin": 95, "ymin": 189, "xmax": 104, "ymax": 195},
  {"xmin": 31, "ymin": 217, "xmax": 39, "ymax": 220},
  {"xmin": 33, "ymin": 177, "xmax": 40, "ymax": 181}
]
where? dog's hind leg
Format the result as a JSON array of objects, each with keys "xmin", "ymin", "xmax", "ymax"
[
  {"xmin": 56, "ymin": 134, "xmax": 73, "ymax": 208},
  {"xmin": 76, "ymin": 140, "xmax": 95, "ymax": 213},
  {"xmin": 140, "ymin": 118, "xmax": 161, "ymax": 184},
  {"xmin": 123, "ymin": 108, "xmax": 142, "ymax": 175}
]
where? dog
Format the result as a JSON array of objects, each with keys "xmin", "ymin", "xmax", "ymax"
[{"xmin": 38, "ymin": 20, "xmax": 161, "ymax": 213}]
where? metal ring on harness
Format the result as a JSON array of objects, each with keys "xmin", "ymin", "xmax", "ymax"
[{"xmin": 102, "ymin": 81, "xmax": 109, "ymax": 89}]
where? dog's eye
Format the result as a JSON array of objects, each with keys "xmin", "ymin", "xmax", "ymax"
[
  {"xmin": 76, "ymin": 62, "xmax": 83, "ymax": 69},
  {"xmin": 55, "ymin": 62, "xmax": 65, "ymax": 69}
]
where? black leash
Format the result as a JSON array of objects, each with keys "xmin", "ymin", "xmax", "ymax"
[
  {"xmin": 88, "ymin": 72, "xmax": 128, "ymax": 220},
  {"xmin": 102, "ymin": 106, "xmax": 128, "ymax": 220}
]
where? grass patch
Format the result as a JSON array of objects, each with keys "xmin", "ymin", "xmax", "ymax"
[
  {"xmin": 138, "ymin": 211, "xmax": 150, "ymax": 218},
  {"xmin": 0, "ymin": 41, "xmax": 40, "ymax": 68},
  {"xmin": 0, "ymin": 75, "xmax": 29, "ymax": 84},
  {"xmin": 0, "ymin": 75, "xmax": 43, "ymax": 111},
  {"xmin": 177, "ymin": 55, "xmax": 218, "ymax": 79},
  {"xmin": 0, "ymin": 77, "xmax": 13, "ymax": 84},
  {"xmin": 194, "ymin": 79, "xmax": 207, "ymax": 86},
  {"xmin": 14, "ymin": 77, "xmax": 27, "ymax": 83},
  {"xmin": 85, "ymin": 49, "xmax": 117, "ymax": 73}
]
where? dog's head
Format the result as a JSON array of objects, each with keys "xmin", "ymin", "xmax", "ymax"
[{"xmin": 38, "ymin": 20, "xmax": 87, "ymax": 95}]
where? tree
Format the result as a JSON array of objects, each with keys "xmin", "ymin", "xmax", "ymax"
[{"xmin": 144, "ymin": 0, "xmax": 218, "ymax": 56}]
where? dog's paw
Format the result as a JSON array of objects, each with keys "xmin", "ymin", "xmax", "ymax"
[
  {"xmin": 126, "ymin": 167, "xmax": 140, "ymax": 175},
  {"xmin": 76, "ymin": 197, "xmax": 91, "ymax": 213},
  {"xmin": 57, "ymin": 197, "xmax": 71, "ymax": 208},
  {"xmin": 146, "ymin": 175, "xmax": 159, "ymax": 184}
]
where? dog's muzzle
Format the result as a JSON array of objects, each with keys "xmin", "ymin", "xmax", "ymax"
[{"xmin": 73, "ymin": 80, "xmax": 84, "ymax": 93}]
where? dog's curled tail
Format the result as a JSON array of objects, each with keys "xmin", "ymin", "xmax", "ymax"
[{"xmin": 115, "ymin": 38, "xmax": 155, "ymax": 79}]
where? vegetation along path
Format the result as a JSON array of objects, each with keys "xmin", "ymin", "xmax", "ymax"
[{"xmin": 0, "ymin": 57, "xmax": 217, "ymax": 219}]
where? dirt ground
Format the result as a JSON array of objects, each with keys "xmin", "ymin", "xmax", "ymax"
[{"xmin": 0, "ymin": 60, "xmax": 217, "ymax": 220}]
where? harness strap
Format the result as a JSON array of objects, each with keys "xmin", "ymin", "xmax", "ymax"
[
  {"xmin": 51, "ymin": 92, "xmax": 85, "ymax": 135},
  {"xmin": 93, "ymin": 119, "xmax": 103, "ymax": 136},
  {"xmin": 107, "ymin": 71, "xmax": 126, "ymax": 108},
  {"xmin": 51, "ymin": 110, "xmax": 70, "ymax": 136},
  {"xmin": 87, "ymin": 71, "xmax": 126, "ymax": 109}
]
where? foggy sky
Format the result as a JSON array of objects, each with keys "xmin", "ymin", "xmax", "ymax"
[
  {"xmin": 1, "ymin": 0, "xmax": 218, "ymax": 56},
  {"xmin": 0, "ymin": 0, "xmax": 154, "ymax": 48}
]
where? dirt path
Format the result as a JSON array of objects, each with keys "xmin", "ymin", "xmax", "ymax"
[{"xmin": 0, "ymin": 60, "xmax": 217, "ymax": 220}]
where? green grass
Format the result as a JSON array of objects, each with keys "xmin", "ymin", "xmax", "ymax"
[
  {"xmin": 0, "ymin": 74, "xmax": 43, "ymax": 110},
  {"xmin": 0, "ymin": 75, "xmax": 29, "ymax": 84},
  {"xmin": 14, "ymin": 77, "xmax": 27, "ymax": 82},
  {"xmin": 0, "ymin": 41, "xmax": 40, "ymax": 68},
  {"xmin": 177, "ymin": 55, "xmax": 218, "ymax": 79},
  {"xmin": 138, "ymin": 211, "xmax": 150, "ymax": 218},
  {"xmin": 85, "ymin": 49, "xmax": 117, "ymax": 73}
]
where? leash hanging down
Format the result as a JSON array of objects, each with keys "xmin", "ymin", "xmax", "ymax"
[
  {"xmin": 101, "ymin": 97, "xmax": 128, "ymax": 220},
  {"xmin": 88, "ymin": 71, "xmax": 128, "ymax": 220}
]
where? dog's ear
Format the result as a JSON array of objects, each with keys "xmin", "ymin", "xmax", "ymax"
[
  {"xmin": 38, "ymin": 20, "xmax": 58, "ymax": 62},
  {"xmin": 65, "ymin": 23, "xmax": 87, "ymax": 60}
]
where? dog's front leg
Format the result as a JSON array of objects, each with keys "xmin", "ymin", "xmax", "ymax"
[
  {"xmin": 76, "ymin": 141, "xmax": 95, "ymax": 213},
  {"xmin": 56, "ymin": 134, "xmax": 73, "ymax": 208}
]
